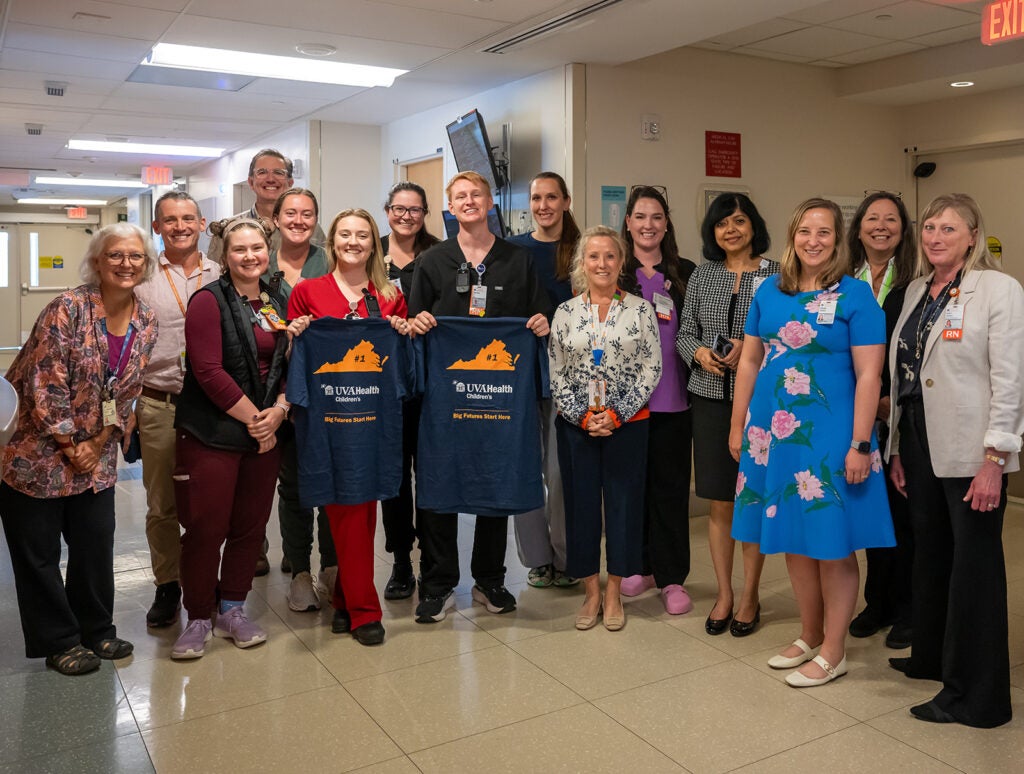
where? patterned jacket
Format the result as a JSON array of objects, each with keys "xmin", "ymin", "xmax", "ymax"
[
  {"xmin": 3, "ymin": 285, "xmax": 157, "ymax": 497},
  {"xmin": 676, "ymin": 259, "xmax": 779, "ymax": 401}
]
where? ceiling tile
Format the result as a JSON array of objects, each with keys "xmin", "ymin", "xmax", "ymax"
[
  {"xmin": 701, "ymin": 18, "xmax": 809, "ymax": 49},
  {"xmin": 732, "ymin": 47, "xmax": 811, "ymax": 63},
  {"xmin": 0, "ymin": 49, "xmax": 138, "ymax": 81},
  {"xmin": 370, "ymin": 0, "xmax": 571, "ymax": 24},
  {"xmin": 827, "ymin": 0, "xmax": 980, "ymax": 40},
  {"xmin": 744, "ymin": 25, "xmax": 892, "ymax": 58},
  {"xmin": 9, "ymin": 0, "xmax": 177, "ymax": 39},
  {"xmin": 910, "ymin": 22, "xmax": 979, "ymax": 46},
  {"xmin": 827, "ymin": 39, "xmax": 927, "ymax": 63},
  {"xmin": 782, "ymin": 0, "xmax": 896, "ymax": 24},
  {"xmin": 3, "ymin": 23, "xmax": 153, "ymax": 63}
]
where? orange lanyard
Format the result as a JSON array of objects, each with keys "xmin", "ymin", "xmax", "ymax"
[{"xmin": 162, "ymin": 263, "xmax": 203, "ymax": 317}]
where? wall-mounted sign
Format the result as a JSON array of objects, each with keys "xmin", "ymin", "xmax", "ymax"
[
  {"xmin": 142, "ymin": 166, "xmax": 173, "ymax": 185},
  {"xmin": 982, "ymin": 0, "xmax": 1024, "ymax": 45},
  {"xmin": 705, "ymin": 131, "xmax": 741, "ymax": 178},
  {"xmin": 67, "ymin": 207, "xmax": 87, "ymax": 219},
  {"xmin": 601, "ymin": 186, "xmax": 627, "ymax": 227},
  {"xmin": 988, "ymin": 235, "xmax": 1002, "ymax": 259}
]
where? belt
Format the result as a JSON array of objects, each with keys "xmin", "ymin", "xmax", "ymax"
[{"xmin": 141, "ymin": 386, "xmax": 179, "ymax": 405}]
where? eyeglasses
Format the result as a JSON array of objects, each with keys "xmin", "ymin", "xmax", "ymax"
[
  {"xmin": 387, "ymin": 205, "xmax": 425, "ymax": 218},
  {"xmin": 253, "ymin": 168, "xmax": 290, "ymax": 179},
  {"xmin": 864, "ymin": 189, "xmax": 902, "ymax": 199},
  {"xmin": 104, "ymin": 251, "xmax": 146, "ymax": 265}
]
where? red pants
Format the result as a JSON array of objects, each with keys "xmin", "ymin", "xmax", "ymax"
[
  {"xmin": 325, "ymin": 502, "xmax": 381, "ymax": 630},
  {"xmin": 174, "ymin": 431, "xmax": 281, "ymax": 619}
]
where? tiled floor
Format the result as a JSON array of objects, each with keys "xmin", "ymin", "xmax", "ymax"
[{"xmin": 2, "ymin": 467, "xmax": 1023, "ymax": 773}]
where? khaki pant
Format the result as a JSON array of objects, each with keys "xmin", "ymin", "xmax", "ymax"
[{"xmin": 139, "ymin": 395, "xmax": 180, "ymax": 585}]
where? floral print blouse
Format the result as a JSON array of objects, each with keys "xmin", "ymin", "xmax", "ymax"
[
  {"xmin": 549, "ymin": 291, "xmax": 662, "ymax": 426},
  {"xmin": 3, "ymin": 285, "xmax": 157, "ymax": 498}
]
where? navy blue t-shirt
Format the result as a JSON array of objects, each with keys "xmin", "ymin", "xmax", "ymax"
[
  {"xmin": 416, "ymin": 317, "xmax": 547, "ymax": 516},
  {"xmin": 287, "ymin": 317, "xmax": 416, "ymax": 508}
]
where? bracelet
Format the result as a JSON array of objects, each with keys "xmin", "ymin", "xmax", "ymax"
[
  {"xmin": 273, "ymin": 402, "xmax": 290, "ymax": 415},
  {"xmin": 55, "ymin": 438, "xmax": 75, "ymax": 450},
  {"xmin": 985, "ymin": 453, "xmax": 1006, "ymax": 467}
]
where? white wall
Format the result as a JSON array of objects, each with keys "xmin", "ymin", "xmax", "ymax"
[
  {"xmin": 379, "ymin": 67, "xmax": 570, "ymax": 236},
  {"xmin": 319, "ymin": 122, "xmax": 382, "ymax": 221},
  {"xmin": 584, "ymin": 47, "xmax": 906, "ymax": 261}
]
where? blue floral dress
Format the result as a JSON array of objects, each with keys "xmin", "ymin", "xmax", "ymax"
[{"xmin": 731, "ymin": 275, "xmax": 895, "ymax": 559}]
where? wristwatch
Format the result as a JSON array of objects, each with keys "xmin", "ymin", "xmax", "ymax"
[{"xmin": 850, "ymin": 440, "xmax": 871, "ymax": 454}]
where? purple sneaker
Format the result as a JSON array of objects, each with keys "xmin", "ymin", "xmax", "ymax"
[
  {"xmin": 213, "ymin": 607, "xmax": 267, "ymax": 649},
  {"xmin": 620, "ymin": 574, "xmax": 656, "ymax": 597},
  {"xmin": 171, "ymin": 618, "xmax": 213, "ymax": 660},
  {"xmin": 662, "ymin": 584, "xmax": 694, "ymax": 615}
]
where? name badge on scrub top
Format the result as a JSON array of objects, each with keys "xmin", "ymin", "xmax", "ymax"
[
  {"xmin": 652, "ymin": 291, "xmax": 673, "ymax": 321},
  {"xmin": 942, "ymin": 303, "xmax": 964, "ymax": 340},
  {"xmin": 469, "ymin": 285, "xmax": 487, "ymax": 316},
  {"xmin": 816, "ymin": 297, "xmax": 837, "ymax": 326},
  {"xmin": 588, "ymin": 379, "xmax": 606, "ymax": 411}
]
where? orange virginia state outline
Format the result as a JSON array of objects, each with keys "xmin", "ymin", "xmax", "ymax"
[
  {"xmin": 314, "ymin": 340, "xmax": 389, "ymax": 373},
  {"xmin": 447, "ymin": 338, "xmax": 520, "ymax": 371}
]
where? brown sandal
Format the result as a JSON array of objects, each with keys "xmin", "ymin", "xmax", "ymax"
[
  {"xmin": 45, "ymin": 644, "xmax": 101, "ymax": 675},
  {"xmin": 92, "ymin": 638, "xmax": 134, "ymax": 660}
]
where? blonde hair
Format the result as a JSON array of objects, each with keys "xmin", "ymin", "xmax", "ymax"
[
  {"xmin": 326, "ymin": 208, "xmax": 397, "ymax": 302},
  {"xmin": 445, "ymin": 171, "xmax": 492, "ymax": 200},
  {"xmin": 917, "ymin": 193, "xmax": 999, "ymax": 277},
  {"xmin": 777, "ymin": 198, "xmax": 848, "ymax": 294},
  {"xmin": 570, "ymin": 225, "xmax": 627, "ymax": 295}
]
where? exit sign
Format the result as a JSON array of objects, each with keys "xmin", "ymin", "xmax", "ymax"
[
  {"xmin": 67, "ymin": 207, "xmax": 87, "ymax": 219},
  {"xmin": 982, "ymin": 0, "xmax": 1024, "ymax": 44},
  {"xmin": 142, "ymin": 166, "xmax": 173, "ymax": 185}
]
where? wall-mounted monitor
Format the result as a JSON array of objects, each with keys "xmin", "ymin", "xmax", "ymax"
[{"xmin": 446, "ymin": 109, "xmax": 507, "ymax": 193}]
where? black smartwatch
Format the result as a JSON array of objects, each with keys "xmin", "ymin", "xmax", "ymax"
[{"xmin": 850, "ymin": 440, "xmax": 871, "ymax": 454}]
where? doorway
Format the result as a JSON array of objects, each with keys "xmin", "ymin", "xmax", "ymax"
[{"xmin": 401, "ymin": 157, "xmax": 445, "ymax": 242}]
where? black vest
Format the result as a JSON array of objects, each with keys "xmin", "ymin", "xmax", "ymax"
[{"xmin": 175, "ymin": 276, "xmax": 289, "ymax": 451}]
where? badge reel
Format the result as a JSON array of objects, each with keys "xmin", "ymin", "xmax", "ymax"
[
  {"xmin": 469, "ymin": 263, "xmax": 487, "ymax": 317},
  {"xmin": 942, "ymin": 288, "xmax": 963, "ymax": 340},
  {"xmin": 102, "ymin": 376, "xmax": 118, "ymax": 427},
  {"xmin": 588, "ymin": 348, "xmax": 606, "ymax": 412}
]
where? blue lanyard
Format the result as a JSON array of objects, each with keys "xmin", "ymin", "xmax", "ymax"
[{"xmin": 100, "ymin": 318, "xmax": 134, "ymax": 381}]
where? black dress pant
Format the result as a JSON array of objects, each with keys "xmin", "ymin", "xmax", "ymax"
[
  {"xmin": 0, "ymin": 482, "xmax": 117, "ymax": 658},
  {"xmin": 640, "ymin": 410, "xmax": 692, "ymax": 587},
  {"xmin": 418, "ymin": 510, "xmax": 508, "ymax": 596},
  {"xmin": 898, "ymin": 400, "xmax": 1011, "ymax": 727},
  {"xmin": 381, "ymin": 397, "xmax": 424, "ymax": 561}
]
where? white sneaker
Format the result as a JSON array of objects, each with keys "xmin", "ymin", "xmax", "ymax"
[
  {"xmin": 315, "ymin": 566, "xmax": 338, "ymax": 599},
  {"xmin": 287, "ymin": 571, "xmax": 321, "ymax": 612}
]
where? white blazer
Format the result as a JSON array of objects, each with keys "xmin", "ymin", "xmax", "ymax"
[{"xmin": 887, "ymin": 268, "xmax": 1024, "ymax": 477}]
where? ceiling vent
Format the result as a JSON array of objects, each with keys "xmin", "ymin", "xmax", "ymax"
[
  {"xmin": 481, "ymin": 0, "xmax": 623, "ymax": 54},
  {"xmin": 25, "ymin": 123, "xmax": 43, "ymax": 136},
  {"xmin": 45, "ymin": 81, "xmax": 68, "ymax": 97}
]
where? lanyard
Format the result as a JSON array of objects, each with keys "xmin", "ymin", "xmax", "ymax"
[
  {"xmin": 914, "ymin": 271, "xmax": 961, "ymax": 359},
  {"xmin": 162, "ymin": 262, "xmax": 203, "ymax": 318},
  {"xmin": 100, "ymin": 318, "xmax": 134, "ymax": 381},
  {"xmin": 586, "ymin": 290, "xmax": 622, "ymax": 367}
]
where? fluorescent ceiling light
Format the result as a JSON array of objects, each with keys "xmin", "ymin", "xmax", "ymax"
[
  {"xmin": 17, "ymin": 198, "xmax": 109, "ymax": 206},
  {"xmin": 143, "ymin": 43, "xmax": 407, "ymax": 88},
  {"xmin": 67, "ymin": 140, "xmax": 224, "ymax": 157},
  {"xmin": 35, "ymin": 176, "xmax": 148, "ymax": 188}
]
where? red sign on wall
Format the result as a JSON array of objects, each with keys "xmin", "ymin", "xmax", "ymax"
[
  {"xmin": 142, "ymin": 166, "xmax": 173, "ymax": 185},
  {"xmin": 67, "ymin": 207, "xmax": 88, "ymax": 219},
  {"xmin": 705, "ymin": 131, "xmax": 742, "ymax": 178},
  {"xmin": 982, "ymin": 0, "xmax": 1024, "ymax": 45}
]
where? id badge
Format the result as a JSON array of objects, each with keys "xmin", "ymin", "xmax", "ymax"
[
  {"xmin": 179, "ymin": 349, "xmax": 187, "ymax": 374},
  {"xmin": 390, "ymin": 276, "xmax": 402, "ymax": 290},
  {"xmin": 816, "ymin": 298, "xmax": 837, "ymax": 325},
  {"xmin": 753, "ymin": 277, "xmax": 765, "ymax": 293},
  {"xmin": 102, "ymin": 398, "xmax": 118, "ymax": 427},
  {"xmin": 652, "ymin": 291, "xmax": 673, "ymax": 321},
  {"xmin": 469, "ymin": 284, "xmax": 487, "ymax": 317},
  {"xmin": 942, "ymin": 305, "xmax": 964, "ymax": 340},
  {"xmin": 588, "ymin": 378, "xmax": 606, "ymax": 411},
  {"xmin": 260, "ymin": 305, "xmax": 288, "ymax": 331},
  {"xmin": 254, "ymin": 310, "xmax": 274, "ymax": 332}
]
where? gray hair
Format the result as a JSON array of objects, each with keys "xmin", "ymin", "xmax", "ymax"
[{"xmin": 79, "ymin": 223, "xmax": 158, "ymax": 286}]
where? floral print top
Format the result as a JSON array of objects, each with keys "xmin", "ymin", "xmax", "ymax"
[
  {"xmin": 549, "ymin": 291, "xmax": 662, "ymax": 426},
  {"xmin": 3, "ymin": 285, "xmax": 157, "ymax": 498},
  {"xmin": 730, "ymin": 275, "xmax": 894, "ymax": 560}
]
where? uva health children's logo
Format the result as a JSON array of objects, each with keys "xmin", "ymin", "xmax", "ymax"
[
  {"xmin": 315, "ymin": 340, "xmax": 384, "ymax": 407},
  {"xmin": 445, "ymin": 338, "xmax": 516, "ymax": 416}
]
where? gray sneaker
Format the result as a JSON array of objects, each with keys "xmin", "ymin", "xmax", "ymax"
[
  {"xmin": 315, "ymin": 566, "xmax": 338, "ymax": 599},
  {"xmin": 287, "ymin": 571, "xmax": 321, "ymax": 612}
]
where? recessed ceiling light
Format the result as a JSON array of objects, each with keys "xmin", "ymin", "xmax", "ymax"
[
  {"xmin": 143, "ymin": 43, "xmax": 406, "ymax": 88},
  {"xmin": 295, "ymin": 43, "xmax": 336, "ymax": 57},
  {"xmin": 35, "ymin": 176, "xmax": 148, "ymax": 188},
  {"xmin": 67, "ymin": 140, "xmax": 224, "ymax": 157},
  {"xmin": 950, "ymin": 81, "xmax": 974, "ymax": 88},
  {"xmin": 17, "ymin": 198, "xmax": 109, "ymax": 206},
  {"xmin": 875, "ymin": 14, "xmax": 893, "ymax": 21}
]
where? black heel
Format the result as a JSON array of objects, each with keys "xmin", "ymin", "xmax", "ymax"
[{"xmin": 705, "ymin": 608, "xmax": 733, "ymax": 635}]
